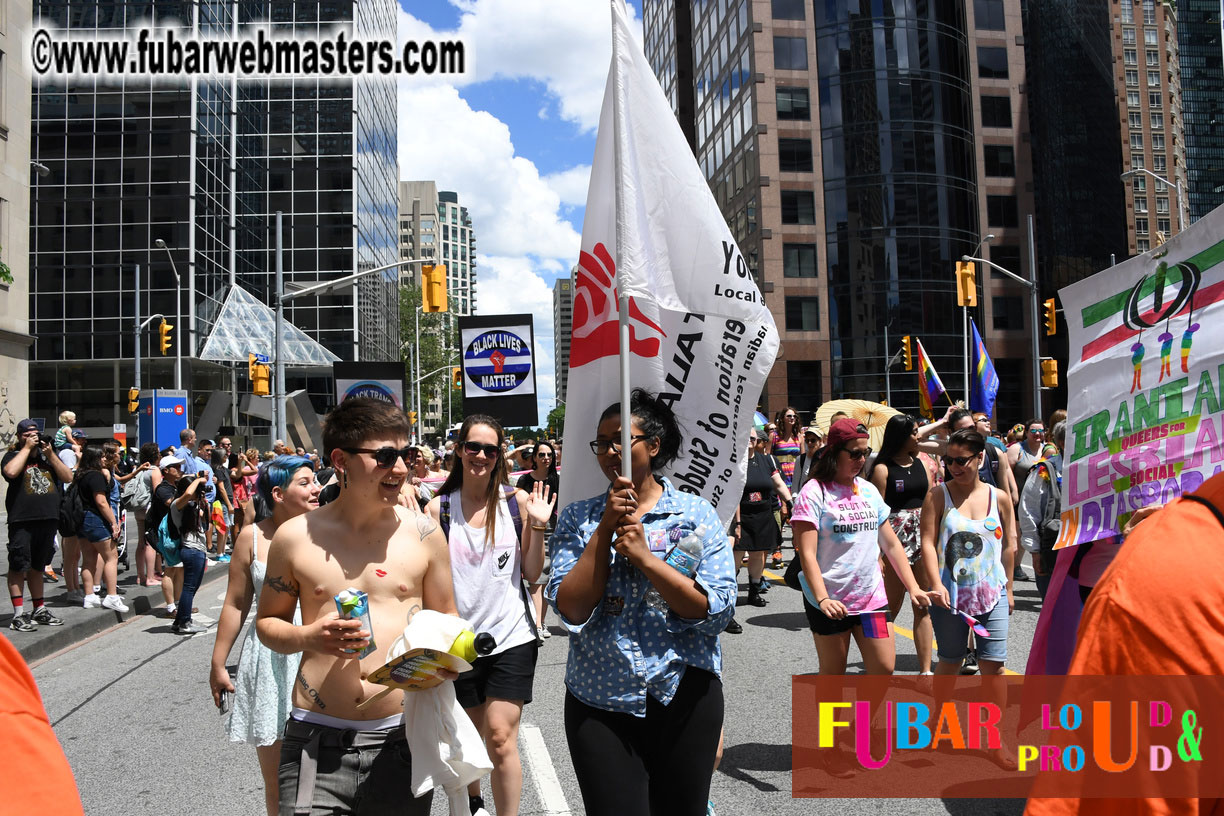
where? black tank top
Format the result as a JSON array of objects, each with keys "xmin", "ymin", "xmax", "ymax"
[{"xmin": 882, "ymin": 456, "xmax": 929, "ymax": 512}]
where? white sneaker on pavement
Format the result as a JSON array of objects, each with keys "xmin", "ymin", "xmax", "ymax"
[
  {"xmin": 101, "ymin": 594, "xmax": 129, "ymax": 613},
  {"xmin": 83, "ymin": 593, "xmax": 102, "ymax": 609}
]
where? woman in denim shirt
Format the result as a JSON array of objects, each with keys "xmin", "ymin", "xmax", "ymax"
[{"xmin": 547, "ymin": 389, "xmax": 736, "ymax": 816}]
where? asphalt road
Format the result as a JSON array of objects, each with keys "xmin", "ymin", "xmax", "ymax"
[{"xmin": 35, "ymin": 546, "xmax": 1042, "ymax": 815}]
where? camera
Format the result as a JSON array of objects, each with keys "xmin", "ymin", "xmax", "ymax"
[{"xmin": 38, "ymin": 434, "xmax": 54, "ymax": 447}]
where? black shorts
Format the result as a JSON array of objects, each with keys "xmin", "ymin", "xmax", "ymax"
[
  {"xmin": 803, "ymin": 597, "xmax": 859, "ymax": 636},
  {"xmin": 7, "ymin": 520, "xmax": 58, "ymax": 573},
  {"xmin": 455, "ymin": 640, "xmax": 539, "ymax": 708}
]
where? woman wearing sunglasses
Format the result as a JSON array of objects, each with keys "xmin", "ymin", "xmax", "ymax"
[
  {"xmin": 546, "ymin": 389, "xmax": 735, "ymax": 815},
  {"xmin": 919, "ymin": 428, "xmax": 1015, "ymax": 677},
  {"xmin": 210, "ymin": 455, "xmax": 318, "ymax": 816},
  {"xmin": 426, "ymin": 415, "xmax": 554, "ymax": 816},
  {"xmin": 790, "ymin": 418, "xmax": 938, "ymax": 675},
  {"xmin": 516, "ymin": 441, "xmax": 560, "ymax": 639},
  {"xmin": 767, "ymin": 407, "xmax": 802, "ymax": 569}
]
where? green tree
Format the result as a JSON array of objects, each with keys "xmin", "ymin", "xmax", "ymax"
[
  {"xmin": 546, "ymin": 404, "xmax": 566, "ymax": 439},
  {"xmin": 400, "ymin": 284, "xmax": 462, "ymax": 442}
]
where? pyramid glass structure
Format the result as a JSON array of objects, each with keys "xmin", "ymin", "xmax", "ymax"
[{"xmin": 198, "ymin": 285, "xmax": 340, "ymax": 367}]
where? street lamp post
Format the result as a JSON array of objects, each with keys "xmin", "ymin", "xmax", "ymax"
[
  {"xmin": 1120, "ymin": 168, "xmax": 1185, "ymax": 234},
  {"xmin": 153, "ymin": 238, "xmax": 183, "ymax": 390},
  {"xmin": 134, "ymin": 310, "xmax": 165, "ymax": 397},
  {"xmin": 273, "ymin": 213, "xmax": 433, "ymax": 441},
  {"xmin": 961, "ymin": 215, "xmax": 1042, "ymax": 420}
]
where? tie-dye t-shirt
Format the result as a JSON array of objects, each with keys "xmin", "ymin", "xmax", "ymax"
[
  {"xmin": 790, "ymin": 478, "xmax": 890, "ymax": 613},
  {"xmin": 770, "ymin": 433, "xmax": 802, "ymax": 488},
  {"xmin": 936, "ymin": 484, "xmax": 1007, "ymax": 616}
]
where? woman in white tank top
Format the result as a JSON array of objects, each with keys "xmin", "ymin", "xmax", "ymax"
[{"xmin": 426, "ymin": 415, "xmax": 554, "ymax": 816}]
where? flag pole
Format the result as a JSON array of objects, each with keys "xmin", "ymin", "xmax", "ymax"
[{"xmin": 611, "ymin": 0, "xmax": 632, "ymax": 481}]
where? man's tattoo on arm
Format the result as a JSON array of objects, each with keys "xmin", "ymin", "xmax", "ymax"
[
  {"xmin": 266, "ymin": 573, "xmax": 300, "ymax": 597},
  {"xmin": 416, "ymin": 515, "xmax": 439, "ymax": 539},
  {"xmin": 296, "ymin": 671, "xmax": 326, "ymax": 710}
]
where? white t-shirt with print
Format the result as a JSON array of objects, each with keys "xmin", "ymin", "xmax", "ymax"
[{"xmin": 790, "ymin": 477, "xmax": 890, "ymax": 613}]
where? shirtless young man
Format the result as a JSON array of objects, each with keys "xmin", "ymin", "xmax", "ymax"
[{"xmin": 256, "ymin": 397, "xmax": 456, "ymax": 815}]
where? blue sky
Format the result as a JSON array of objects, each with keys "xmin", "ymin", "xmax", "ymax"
[{"xmin": 396, "ymin": 0, "xmax": 643, "ymax": 424}]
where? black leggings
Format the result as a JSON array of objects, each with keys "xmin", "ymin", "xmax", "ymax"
[{"xmin": 564, "ymin": 667, "xmax": 724, "ymax": 816}]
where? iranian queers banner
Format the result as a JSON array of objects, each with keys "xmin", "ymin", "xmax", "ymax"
[
  {"xmin": 559, "ymin": 0, "xmax": 780, "ymax": 523},
  {"xmin": 1057, "ymin": 204, "xmax": 1224, "ymax": 548}
]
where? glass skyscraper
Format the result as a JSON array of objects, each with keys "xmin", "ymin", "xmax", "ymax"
[
  {"xmin": 1179, "ymin": 0, "xmax": 1224, "ymax": 222},
  {"xmin": 30, "ymin": 0, "xmax": 399, "ymax": 430}
]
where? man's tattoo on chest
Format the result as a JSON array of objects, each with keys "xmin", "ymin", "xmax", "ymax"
[
  {"xmin": 296, "ymin": 671, "xmax": 326, "ymax": 710},
  {"xmin": 266, "ymin": 573, "xmax": 300, "ymax": 597}
]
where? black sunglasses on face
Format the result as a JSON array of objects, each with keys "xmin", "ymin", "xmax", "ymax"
[
  {"xmin": 342, "ymin": 446, "xmax": 416, "ymax": 468},
  {"xmin": 944, "ymin": 454, "xmax": 978, "ymax": 467},
  {"xmin": 535, "ymin": 451, "xmax": 553, "ymax": 458},
  {"xmin": 844, "ymin": 447, "xmax": 872, "ymax": 461},
  {"xmin": 589, "ymin": 436, "xmax": 650, "ymax": 455},
  {"xmin": 463, "ymin": 441, "xmax": 501, "ymax": 458}
]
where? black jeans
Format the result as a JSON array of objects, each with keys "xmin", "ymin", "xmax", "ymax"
[
  {"xmin": 565, "ymin": 668, "xmax": 724, "ymax": 816},
  {"xmin": 174, "ymin": 547, "xmax": 206, "ymax": 626}
]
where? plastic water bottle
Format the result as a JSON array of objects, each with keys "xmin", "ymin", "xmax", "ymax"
[
  {"xmin": 645, "ymin": 525, "xmax": 707, "ymax": 611},
  {"xmin": 448, "ymin": 629, "xmax": 497, "ymax": 662}
]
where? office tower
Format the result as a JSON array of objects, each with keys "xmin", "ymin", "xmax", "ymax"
[
  {"xmin": 0, "ymin": 0, "xmax": 34, "ymax": 434},
  {"xmin": 1110, "ymin": 0, "xmax": 1187, "ymax": 254},
  {"xmin": 1179, "ymin": 0, "xmax": 1224, "ymax": 222},
  {"xmin": 398, "ymin": 182, "xmax": 477, "ymax": 315},
  {"xmin": 643, "ymin": 0, "xmax": 992, "ymax": 416},
  {"xmin": 29, "ymin": 0, "xmax": 400, "ymax": 431},
  {"xmin": 553, "ymin": 273, "xmax": 573, "ymax": 404}
]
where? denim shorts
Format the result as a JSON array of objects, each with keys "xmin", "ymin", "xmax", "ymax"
[
  {"xmin": 931, "ymin": 597, "xmax": 1009, "ymax": 664},
  {"xmin": 79, "ymin": 511, "xmax": 113, "ymax": 544}
]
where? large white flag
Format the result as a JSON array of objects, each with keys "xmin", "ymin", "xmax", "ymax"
[{"xmin": 559, "ymin": 0, "xmax": 780, "ymax": 523}]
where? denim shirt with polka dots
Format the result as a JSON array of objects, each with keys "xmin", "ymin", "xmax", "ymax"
[{"xmin": 545, "ymin": 478, "xmax": 736, "ymax": 717}]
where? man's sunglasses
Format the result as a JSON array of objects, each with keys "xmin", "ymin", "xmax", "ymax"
[
  {"xmin": 944, "ymin": 454, "xmax": 978, "ymax": 467},
  {"xmin": 463, "ymin": 441, "xmax": 501, "ymax": 458},
  {"xmin": 342, "ymin": 446, "xmax": 416, "ymax": 468},
  {"xmin": 844, "ymin": 448, "xmax": 872, "ymax": 461}
]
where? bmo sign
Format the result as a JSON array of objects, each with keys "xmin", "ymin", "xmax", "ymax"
[{"xmin": 138, "ymin": 389, "xmax": 189, "ymax": 451}]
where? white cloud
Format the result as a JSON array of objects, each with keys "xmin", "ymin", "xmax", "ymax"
[
  {"xmin": 542, "ymin": 165, "xmax": 592, "ymax": 208},
  {"xmin": 398, "ymin": 0, "xmax": 641, "ymax": 132}
]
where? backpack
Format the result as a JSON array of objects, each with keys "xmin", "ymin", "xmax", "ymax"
[
  {"xmin": 123, "ymin": 470, "xmax": 152, "ymax": 513},
  {"xmin": 439, "ymin": 487, "xmax": 542, "ymax": 645},
  {"xmin": 58, "ymin": 480, "xmax": 87, "ymax": 537},
  {"xmin": 1035, "ymin": 458, "xmax": 1063, "ymax": 572},
  {"xmin": 151, "ymin": 513, "xmax": 183, "ymax": 567}
]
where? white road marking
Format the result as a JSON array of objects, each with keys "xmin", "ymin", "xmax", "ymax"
[{"xmin": 520, "ymin": 723, "xmax": 570, "ymax": 815}]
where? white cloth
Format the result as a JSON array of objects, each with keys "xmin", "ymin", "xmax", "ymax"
[{"xmin": 392, "ymin": 610, "xmax": 492, "ymax": 815}]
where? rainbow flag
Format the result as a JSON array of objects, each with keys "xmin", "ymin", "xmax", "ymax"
[{"xmin": 914, "ymin": 337, "xmax": 948, "ymax": 418}]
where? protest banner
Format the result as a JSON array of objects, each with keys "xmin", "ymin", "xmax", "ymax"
[
  {"xmin": 559, "ymin": 0, "xmax": 779, "ymax": 521},
  {"xmin": 1058, "ymin": 205, "xmax": 1224, "ymax": 548}
]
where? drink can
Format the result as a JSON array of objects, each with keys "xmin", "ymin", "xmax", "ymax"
[{"xmin": 334, "ymin": 587, "xmax": 375, "ymax": 659}]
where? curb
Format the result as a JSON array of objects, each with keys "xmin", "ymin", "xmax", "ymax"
[{"xmin": 2, "ymin": 561, "xmax": 231, "ymax": 665}]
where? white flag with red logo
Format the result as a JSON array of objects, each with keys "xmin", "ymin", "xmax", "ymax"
[{"xmin": 559, "ymin": 0, "xmax": 779, "ymax": 522}]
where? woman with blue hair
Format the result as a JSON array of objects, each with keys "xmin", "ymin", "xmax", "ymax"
[{"xmin": 209, "ymin": 454, "xmax": 319, "ymax": 816}]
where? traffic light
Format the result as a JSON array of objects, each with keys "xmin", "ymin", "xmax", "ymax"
[
  {"xmin": 127, "ymin": 387, "xmax": 140, "ymax": 414},
  {"xmin": 1041, "ymin": 359, "xmax": 1059, "ymax": 388},
  {"xmin": 955, "ymin": 261, "xmax": 977, "ymax": 308},
  {"xmin": 408, "ymin": 411, "xmax": 418, "ymax": 426},
  {"xmin": 248, "ymin": 353, "xmax": 258, "ymax": 382},
  {"xmin": 158, "ymin": 319, "xmax": 173, "ymax": 355},
  {"xmin": 252, "ymin": 363, "xmax": 270, "ymax": 396},
  {"xmin": 902, "ymin": 335, "xmax": 914, "ymax": 371},
  {"xmin": 422, "ymin": 264, "xmax": 448, "ymax": 313},
  {"xmin": 1043, "ymin": 298, "xmax": 1058, "ymax": 336},
  {"xmin": 452, "ymin": 366, "xmax": 462, "ymax": 389}
]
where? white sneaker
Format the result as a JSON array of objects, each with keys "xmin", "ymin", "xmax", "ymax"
[
  {"xmin": 83, "ymin": 593, "xmax": 102, "ymax": 609},
  {"xmin": 101, "ymin": 594, "xmax": 129, "ymax": 613}
]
